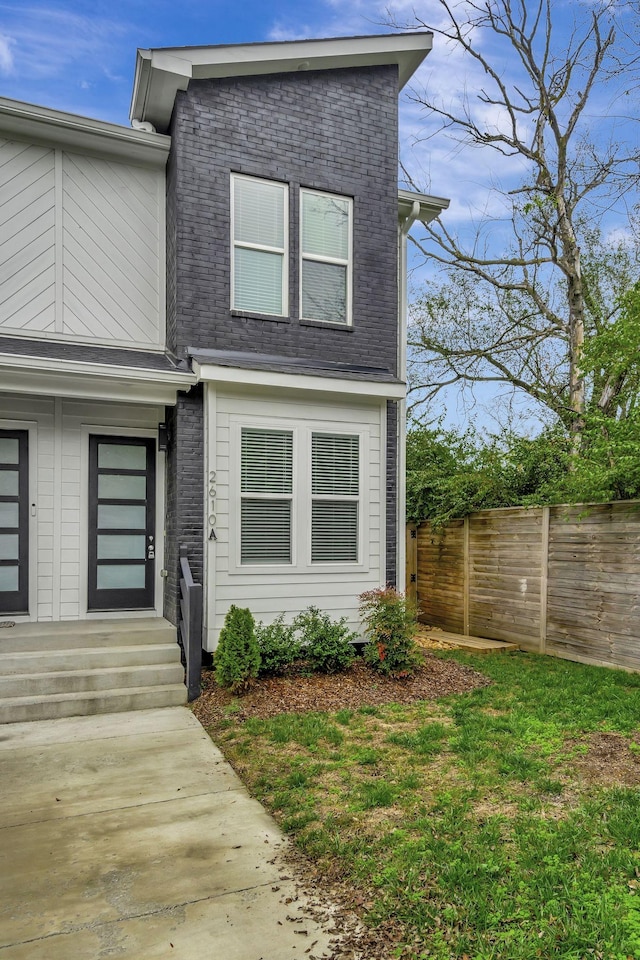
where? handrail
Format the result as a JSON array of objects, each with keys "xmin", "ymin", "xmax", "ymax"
[{"xmin": 178, "ymin": 544, "xmax": 202, "ymax": 701}]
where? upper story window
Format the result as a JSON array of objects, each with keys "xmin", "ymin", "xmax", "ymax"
[
  {"xmin": 300, "ymin": 189, "xmax": 352, "ymax": 325},
  {"xmin": 231, "ymin": 174, "xmax": 288, "ymax": 316}
]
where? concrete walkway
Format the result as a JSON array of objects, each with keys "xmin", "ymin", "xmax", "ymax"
[{"xmin": 0, "ymin": 707, "xmax": 344, "ymax": 959}]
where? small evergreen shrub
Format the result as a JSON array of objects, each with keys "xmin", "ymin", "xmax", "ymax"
[
  {"xmin": 255, "ymin": 615, "xmax": 302, "ymax": 676},
  {"xmin": 214, "ymin": 605, "xmax": 260, "ymax": 693},
  {"xmin": 294, "ymin": 606, "xmax": 356, "ymax": 674},
  {"xmin": 359, "ymin": 587, "xmax": 420, "ymax": 677}
]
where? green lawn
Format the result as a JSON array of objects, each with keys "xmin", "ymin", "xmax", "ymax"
[{"xmin": 204, "ymin": 652, "xmax": 640, "ymax": 959}]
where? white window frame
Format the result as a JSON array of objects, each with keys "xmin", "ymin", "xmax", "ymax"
[
  {"xmin": 299, "ymin": 188, "xmax": 353, "ymax": 326},
  {"xmin": 230, "ymin": 173, "xmax": 289, "ymax": 317},
  {"xmin": 229, "ymin": 415, "xmax": 369, "ymax": 574}
]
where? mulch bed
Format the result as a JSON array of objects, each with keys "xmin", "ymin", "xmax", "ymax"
[{"xmin": 192, "ymin": 650, "xmax": 491, "ymax": 726}]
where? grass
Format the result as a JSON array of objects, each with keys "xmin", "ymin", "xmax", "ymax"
[{"xmin": 205, "ymin": 651, "xmax": 640, "ymax": 959}]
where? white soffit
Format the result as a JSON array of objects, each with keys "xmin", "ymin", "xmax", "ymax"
[
  {"xmin": 131, "ymin": 32, "xmax": 433, "ymax": 133},
  {"xmin": 0, "ymin": 354, "xmax": 195, "ymax": 405},
  {"xmin": 0, "ymin": 97, "xmax": 170, "ymax": 167},
  {"xmin": 193, "ymin": 361, "xmax": 406, "ymax": 400}
]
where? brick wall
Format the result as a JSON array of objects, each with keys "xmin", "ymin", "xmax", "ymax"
[
  {"xmin": 163, "ymin": 385, "xmax": 204, "ymax": 625},
  {"xmin": 166, "ymin": 65, "xmax": 399, "ymax": 377}
]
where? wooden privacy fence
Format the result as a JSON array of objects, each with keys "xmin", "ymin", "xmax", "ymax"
[{"xmin": 408, "ymin": 500, "xmax": 640, "ymax": 672}]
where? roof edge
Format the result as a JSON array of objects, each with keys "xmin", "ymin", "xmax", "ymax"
[
  {"xmin": 0, "ymin": 96, "xmax": 170, "ymax": 167},
  {"xmin": 131, "ymin": 32, "xmax": 433, "ymax": 133}
]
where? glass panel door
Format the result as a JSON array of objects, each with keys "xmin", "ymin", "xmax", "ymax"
[
  {"xmin": 88, "ymin": 436, "xmax": 156, "ymax": 611},
  {"xmin": 0, "ymin": 430, "xmax": 28, "ymax": 614}
]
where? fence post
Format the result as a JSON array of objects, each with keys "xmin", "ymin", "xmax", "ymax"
[
  {"xmin": 539, "ymin": 506, "xmax": 550, "ymax": 654},
  {"xmin": 463, "ymin": 516, "xmax": 470, "ymax": 636},
  {"xmin": 406, "ymin": 523, "xmax": 418, "ymax": 606}
]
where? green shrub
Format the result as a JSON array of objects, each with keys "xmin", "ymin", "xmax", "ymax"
[
  {"xmin": 255, "ymin": 615, "xmax": 302, "ymax": 676},
  {"xmin": 359, "ymin": 587, "xmax": 420, "ymax": 677},
  {"xmin": 293, "ymin": 606, "xmax": 356, "ymax": 674},
  {"xmin": 215, "ymin": 605, "xmax": 260, "ymax": 693}
]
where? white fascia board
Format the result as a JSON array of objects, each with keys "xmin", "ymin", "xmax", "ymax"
[
  {"xmin": 0, "ymin": 96, "xmax": 170, "ymax": 168},
  {"xmin": 0, "ymin": 354, "xmax": 195, "ymax": 405},
  {"xmin": 131, "ymin": 32, "xmax": 433, "ymax": 132},
  {"xmin": 193, "ymin": 361, "xmax": 406, "ymax": 400},
  {"xmin": 398, "ymin": 189, "xmax": 450, "ymax": 226}
]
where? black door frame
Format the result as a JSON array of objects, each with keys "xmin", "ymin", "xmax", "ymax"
[
  {"xmin": 0, "ymin": 429, "xmax": 29, "ymax": 615},
  {"xmin": 87, "ymin": 435, "xmax": 156, "ymax": 611}
]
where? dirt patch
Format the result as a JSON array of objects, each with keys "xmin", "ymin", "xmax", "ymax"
[
  {"xmin": 192, "ymin": 651, "xmax": 490, "ymax": 726},
  {"xmin": 567, "ymin": 732, "xmax": 640, "ymax": 787}
]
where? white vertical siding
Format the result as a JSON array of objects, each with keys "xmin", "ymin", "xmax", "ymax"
[
  {"xmin": 205, "ymin": 387, "xmax": 386, "ymax": 650},
  {"xmin": 0, "ymin": 138, "xmax": 165, "ymax": 350},
  {"xmin": 0, "ymin": 138, "xmax": 56, "ymax": 333}
]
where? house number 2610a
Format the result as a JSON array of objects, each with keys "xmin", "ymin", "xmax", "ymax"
[{"xmin": 208, "ymin": 470, "xmax": 217, "ymax": 541}]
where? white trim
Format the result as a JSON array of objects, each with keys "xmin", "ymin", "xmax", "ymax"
[
  {"xmin": 132, "ymin": 33, "xmax": 434, "ymax": 132},
  {"xmin": 54, "ymin": 150, "xmax": 64, "ymax": 335},
  {"xmin": 230, "ymin": 414, "xmax": 370, "ymax": 576},
  {"xmin": 379, "ymin": 401, "xmax": 388, "ymax": 587},
  {"xmin": 193, "ymin": 361, "xmax": 405, "ymax": 400},
  {"xmin": 0, "ymin": 417, "xmax": 38, "ymax": 622},
  {"xmin": 230, "ymin": 174, "xmax": 289, "ymax": 317},
  {"xmin": 204, "ymin": 383, "xmax": 217, "ymax": 652},
  {"xmin": 0, "ymin": 96, "xmax": 170, "ymax": 168},
  {"xmin": 0, "ymin": 355, "xmax": 195, "ymax": 406},
  {"xmin": 52, "ymin": 399, "xmax": 63, "ymax": 621},
  {"xmin": 397, "ymin": 399, "xmax": 406, "ymax": 592},
  {"xmin": 299, "ymin": 188, "xmax": 353, "ymax": 326},
  {"xmin": 79, "ymin": 425, "xmax": 165, "ymax": 618}
]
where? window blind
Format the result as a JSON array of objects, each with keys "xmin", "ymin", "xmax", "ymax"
[
  {"xmin": 302, "ymin": 192, "xmax": 349, "ymax": 259},
  {"xmin": 301, "ymin": 190, "xmax": 351, "ymax": 324},
  {"xmin": 232, "ymin": 175, "xmax": 286, "ymax": 315},
  {"xmin": 240, "ymin": 428, "xmax": 293, "ymax": 564},
  {"xmin": 311, "ymin": 433, "xmax": 359, "ymax": 562}
]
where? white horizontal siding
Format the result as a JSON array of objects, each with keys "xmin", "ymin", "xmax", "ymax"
[
  {"xmin": 206, "ymin": 387, "xmax": 386, "ymax": 649},
  {"xmin": 0, "ymin": 394, "xmax": 162, "ymax": 621},
  {"xmin": 0, "ymin": 138, "xmax": 164, "ymax": 349}
]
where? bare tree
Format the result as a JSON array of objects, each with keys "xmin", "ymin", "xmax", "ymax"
[{"xmin": 399, "ymin": 0, "xmax": 640, "ymax": 440}]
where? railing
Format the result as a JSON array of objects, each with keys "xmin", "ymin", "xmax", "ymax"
[{"xmin": 178, "ymin": 545, "xmax": 202, "ymax": 701}]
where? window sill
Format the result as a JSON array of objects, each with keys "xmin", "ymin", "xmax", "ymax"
[
  {"xmin": 228, "ymin": 561, "xmax": 369, "ymax": 576},
  {"xmin": 299, "ymin": 319, "xmax": 354, "ymax": 332},
  {"xmin": 231, "ymin": 310, "xmax": 292, "ymax": 324}
]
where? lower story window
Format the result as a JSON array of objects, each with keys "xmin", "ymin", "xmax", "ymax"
[
  {"xmin": 240, "ymin": 427, "xmax": 293, "ymax": 564},
  {"xmin": 239, "ymin": 426, "xmax": 361, "ymax": 567},
  {"xmin": 311, "ymin": 433, "xmax": 359, "ymax": 562}
]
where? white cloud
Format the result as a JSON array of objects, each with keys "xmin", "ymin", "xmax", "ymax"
[
  {"xmin": 0, "ymin": 33, "xmax": 14, "ymax": 73},
  {"xmin": 0, "ymin": 4, "xmax": 130, "ymax": 80}
]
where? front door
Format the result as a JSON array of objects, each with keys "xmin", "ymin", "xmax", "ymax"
[
  {"xmin": 88, "ymin": 436, "xmax": 156, "ymax": 611},
  {"xmin": 0, "ymin": 430, "xmax": 29, "ymax": 615}
]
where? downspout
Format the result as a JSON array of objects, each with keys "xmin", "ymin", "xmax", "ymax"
[{"xmin": 396, "ymin": 200, "xmax": 420, "ymax": 591}]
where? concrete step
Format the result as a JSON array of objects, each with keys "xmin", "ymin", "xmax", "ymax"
[
  {"xmin": 0, "ymin": 684, "xmax": 187, "ymax": 724},
  {"xmin": 0, "ymin": 643, "xmax": 180, "ymax": 676},
  {"xmin": 0, "ymin": 662, "xmax": 184, "ymax": 698},
  {"xmin": 0, "ymin": 619, "xmax": 176, "ymax": 653}
]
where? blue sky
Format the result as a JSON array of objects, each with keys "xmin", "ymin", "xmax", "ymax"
[{"xmin": 0, "ymin": 0, "xmax": 416, "ymax": 124}]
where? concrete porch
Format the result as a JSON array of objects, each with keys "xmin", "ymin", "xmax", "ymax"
[{"xmin": 0, "ymin": 618, "xmax": 186, "ymax": 723}]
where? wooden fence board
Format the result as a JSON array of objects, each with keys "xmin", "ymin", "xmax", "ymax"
[{"xmin": 414, "ymin": 499, "xmax": 640, "ymax": 671}]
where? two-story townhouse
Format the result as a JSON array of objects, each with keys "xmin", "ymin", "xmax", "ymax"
[{"xmin": 0, "ymin": 33, "xmax": 448, "ymax": 720}]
